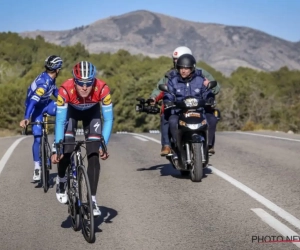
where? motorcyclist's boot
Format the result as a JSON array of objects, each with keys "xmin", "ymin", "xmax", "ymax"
[
  {"xmin": 161, "ymin": 145, "xmax": 171, "ymax": 156},
  {"xmin": 208, "ymin": 146, "xmax": 215, "ymax": 156}
]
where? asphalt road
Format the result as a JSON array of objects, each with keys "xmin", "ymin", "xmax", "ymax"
[{"xmin": 1, "ymin": 131, "xmax": 300, "ymax": 250}]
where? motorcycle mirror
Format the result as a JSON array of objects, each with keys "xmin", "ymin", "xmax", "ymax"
[
  {"xmin": 158, "ymin": 84, "xmax": 169, "ymax": 93},
  {"xmin": 207, "ymin": 81, "xmax": 217, "ymax": 89}
]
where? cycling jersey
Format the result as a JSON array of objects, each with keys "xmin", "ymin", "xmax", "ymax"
[
  {"xmin": 55, "ymin": 78, "xmax": 114, "ymax": 147},
  {"xmin": 24, "ymin": 72, "xmax": 58, "ymax": 119}
]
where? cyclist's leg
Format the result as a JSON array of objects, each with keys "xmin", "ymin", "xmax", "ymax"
[
  {"xmin": 43, "ymin": 100, "xmax": 57, "ymax": 150},
  {"xmin": 83, "ymin": 104, "xmax": 101, "ymax": 215},
  {"xmin": 43, "ymin": 99, "xmax": 57, "ymax": 116},
  {"xmin": 31, "ymin": 106, "xmax": 44, "ymax": 181},
  {"xmin": 58, "ymin": 116, "xmax": 77, "ymax": 177},
  {"xmin": 56, "ymin": 106, "xmax": 77, "ymax": 204}
]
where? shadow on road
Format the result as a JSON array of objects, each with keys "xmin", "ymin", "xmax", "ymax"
[
  {"xmin": 94, "ymin": 206, "xmax": 118, "ymax": 232},
  {"xmin": 137, "ymin": 163, "xmax": 213, "ymax": 179},
  {"xmin": 32, "ymin": 173, "xmax": 57, "ymax": 189},
  {"xmin": 61, "ymin": 206, "xmax": 118, "ymax": 234}
]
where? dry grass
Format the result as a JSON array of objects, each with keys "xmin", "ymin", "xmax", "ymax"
[{"xmin": 0, "ymin": 129, "xmax": 19, "ymax": 137}]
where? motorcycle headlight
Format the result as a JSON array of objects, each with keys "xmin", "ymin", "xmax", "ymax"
[
  {"xmin": 185, "ymin": 120, "xmax": 207, "ymax": 130},
  {"xmin": 186, "ymin": 123, "xmax": 202, "ymax": 130},
  {"xmin": 184, "ymin": 98, "xmax": 198, "ymax": 107}
]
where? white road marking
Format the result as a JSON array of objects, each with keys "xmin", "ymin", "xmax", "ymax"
[
  {"xmin": 211, "ymin": 166, "xmax": 300, "ymax": 231},
  {"xmin": 129, "ymin": 133, "xmax": 161, "ymax": 144},
  {"xmin": 252, "ymin": 208, "xmax": 300, "ymax": 248},
  {"xmin": 121, "ymin": 132, "xmax": 300, "ymax": 232},
  {"xmin": 229, "ymin": 131, "xmax": 300, "ymax": 143},
  {"xmin": 133, "ymin": 135, "xmax": 148, "ymax": 142},
  {"xmin": 0, "ymin": 137, "xmax": 27, "ymax": 175}
]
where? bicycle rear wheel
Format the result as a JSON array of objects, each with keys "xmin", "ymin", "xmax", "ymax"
[
  {"xmin": 41, "ymin": 135, "xmax": 50, "ymax": 193},
  {"xmin": 78, "ymin": 165, "xmax": 95, "ymax": 243}
]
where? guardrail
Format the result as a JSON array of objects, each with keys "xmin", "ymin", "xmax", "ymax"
[
  {"xmin": 116, "ymin": 130, "xmax": 160, "ymax": 134},
  {"xmin": 75, "ymin": 129, "xmax": 161, "ymax": 135},
  {"xmin": 149, "ymin": 130, "xmax": 160, "ymax": 133}
]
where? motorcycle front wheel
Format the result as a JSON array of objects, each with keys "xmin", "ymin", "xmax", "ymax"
[{"xmin": 190, "ymin": 142, "xmax": 203, "ymax": 182}]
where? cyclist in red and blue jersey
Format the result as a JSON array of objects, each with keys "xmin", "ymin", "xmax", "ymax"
[
  {"xmin": 20, "ymin": 55, "xmax": 63, "ymax": 181},
  {"xmin": 51, "ymin": 61, "xmax": 114, "ymax": 216}
]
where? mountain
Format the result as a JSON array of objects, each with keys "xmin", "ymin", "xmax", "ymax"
[{"xmin": 19, "ymin": 10, "xmax": 300, "ymax": 76}]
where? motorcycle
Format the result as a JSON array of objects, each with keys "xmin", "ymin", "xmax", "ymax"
[{"xmin": 158, "ymin": 81, "xmax": 217, "ymax": 182}]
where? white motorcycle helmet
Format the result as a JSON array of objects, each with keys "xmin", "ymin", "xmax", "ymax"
[
  {"xmin": 172, "ymin": 46, "xmax": 192, "ymax": 59},
  {"xmin": 172, "ymin": 46, "xmax": 192, "ymax": 67}
]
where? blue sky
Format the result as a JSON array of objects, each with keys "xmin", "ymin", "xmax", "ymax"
[{"xmin": 1, "ymin": 0, "xmax": 299, "ymax": 42}]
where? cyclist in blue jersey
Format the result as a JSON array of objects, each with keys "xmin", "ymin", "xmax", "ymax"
[
  {"xmin": 51, "ymin": 61, "xmax": 114, "ymax": 216},
  {"xmin": 20, "ymin": 55, "xmax": 63, "ymax": 181}
]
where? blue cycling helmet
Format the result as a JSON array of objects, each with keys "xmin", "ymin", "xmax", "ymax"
[{"xmin": 45, "ymin": 55, "xmax": 63, "ymax": 71}]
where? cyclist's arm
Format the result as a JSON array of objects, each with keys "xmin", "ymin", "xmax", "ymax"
[
  {"xmin": 24, "ymin": 82, "xmax": 47, "ymax": 119},
  {"xmin": 55, "ymin": 92, "xmax": 68, "ymax": 147},
  {"xmin": 52, "ymin": 85, "xmax": 59, "ymax": 98},
  {"xmin": 100, "ymin": 85, "xmax": 114, "ymax": 146}
]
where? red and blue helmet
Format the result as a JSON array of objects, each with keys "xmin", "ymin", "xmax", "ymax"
[{"xmin": 72, "ymin": 61, "xmax": 96, "ymax": 87}]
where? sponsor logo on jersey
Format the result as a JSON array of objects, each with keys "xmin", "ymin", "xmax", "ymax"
[
  {"xmin": 36, "ymin": 88, "xmax": 45, "ymax": 96},
  {"xmin": 32, "ymin": 96, "xmax": 40, "ymax": 102},
  {"xmin": 102, "ymin": 94, "xmax": 111, "ymax": 105},
  {"xmin": 94, "ymin": 122, "xmax": 100, "ymax": 132},
  {"xmin": 57, "ymin": 95, "xmax": 65, "ymax": 106}
]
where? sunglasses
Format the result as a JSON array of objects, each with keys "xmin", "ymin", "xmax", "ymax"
[{"xmin": 74, "ymin": 78, "xmax": 94, "ymax": 87}]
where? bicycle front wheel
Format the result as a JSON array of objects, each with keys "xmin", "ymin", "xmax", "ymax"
[
  {"xmin": 78, "ymin": 165, "xmax": 95, "ymax": 243},
  {"xmin": 67, "ymin": 166, "xmax": 80, "ymax": 231}
]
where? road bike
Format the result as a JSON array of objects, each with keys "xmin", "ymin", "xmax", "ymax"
[
  {"xmin": 56, "ymin": 137, "xmax": 107, "ymax": 243},
  {"xmin": 23, "ymin": 114, "xmax": 55, "ymax": 192}
]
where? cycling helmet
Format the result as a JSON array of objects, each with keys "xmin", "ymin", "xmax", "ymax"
[
  {"xmin": 72, "ymin": 61, "xmax": 96, "ymax": 86},
  {"xmin": 45, "ymin": 55, "xmax": 63, "ymax": 71},
  {"xmin": 172, "ymin": 46, "xmax": 192, "ymax": 59},
  {"xmin": 176, "ymin": 54, "xmax": 196, "ymax": 70}
]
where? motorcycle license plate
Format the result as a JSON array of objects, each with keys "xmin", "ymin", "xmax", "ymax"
[{"xmin": 185, "ymin": 112, "xmax": 201, "ymax": 118}]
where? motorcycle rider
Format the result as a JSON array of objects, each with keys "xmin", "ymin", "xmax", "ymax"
[
  {"xmin": 149, "ymin": 46, "xmax": 220, "ymax": 156},
  {"xmin": 163, "ymin": 54, "xmax": 215, "ymax": 154}
]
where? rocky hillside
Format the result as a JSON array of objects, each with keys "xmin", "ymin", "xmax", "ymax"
[{"xmin": 19, "ymin": 10, "xmax": 300, "ymax": 76}]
